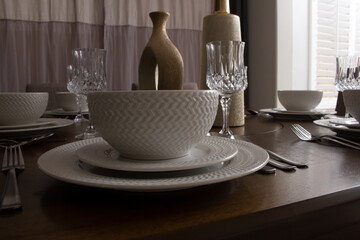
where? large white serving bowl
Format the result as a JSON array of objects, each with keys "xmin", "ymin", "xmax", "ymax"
[
  {"xmin": 87, "ymin": 90, "xmax": 219, "ymax": 160},
  {"xmin": 0, "ymin": 92, "xmax": 48, "ymax": 126},
  {"xmin": 55, "ymin": 92, "xmax": 88, "ymax": 112},
  {"xmin": 343, "ymin": 90, "xmax": 360, "ymax": 122},
  {"xmin": 278, "ymin": 90, "xmax": 323, "ymax": 111}
]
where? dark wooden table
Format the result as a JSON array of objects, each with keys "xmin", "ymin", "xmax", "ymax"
[{"xmin": 1, "ymin": 114, "xmax": 360, "ymax": 240}]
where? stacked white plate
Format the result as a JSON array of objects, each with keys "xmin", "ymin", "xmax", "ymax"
[
  {"xmin": 314, "ymin": 118, "xmax": 360, "ymax": 140},
  {"xmin": 38, "ymin": 136, "xmax": 269, "ymax": 192},
  {"xmin": 0, "ymin": 118, "xmax": 73, "ymax": 137}
]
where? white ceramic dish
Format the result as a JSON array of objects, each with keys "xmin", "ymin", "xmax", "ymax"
[
  {"xmin": 0, "ymin": 92, "xmax": 48, "ymax": 126},
  {"xmin": 330, "ymin": 118, "xmax": 360, "ymax": 129},
  {"xmin": 0, "ymin": 118, "xmax": 73, "ymax": 134},
  {"xmin": 277, "ymin": 90, "xmax": 323, "ymax": 111},
  {"xmin": 343, "ymin": 90, "xmax": 360, "ymax": 122},
  {"xmin": 76, "ymin": 137, "xmax": 238, "ymax": 172},
  {"xmin": 0, "ymin": 118, "xmax": 56, "ymax": 130},
  {"xmin": 88, "ymin": 90, "xmax": 219, "ymax": 160},
  {"xmin": 55, "ymin": 92, "xmax": 88, "ymax": 112},
  {"xmin": 37, "ymin": 137, "xmax": 269, "ymax": 192}
]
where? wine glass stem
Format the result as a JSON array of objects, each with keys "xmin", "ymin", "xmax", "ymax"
[
  {"xmin": 76, "ymin": 94, "xmax": 83, "ymax": 114},
  {"xmin": 219, "ymin": 95, "xmax": 233, "ymax": 137}
]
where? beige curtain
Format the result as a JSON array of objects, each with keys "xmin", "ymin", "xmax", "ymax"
[{"xmin": 0, "ymin": 0, "xmax": 211, "ymax": 92}]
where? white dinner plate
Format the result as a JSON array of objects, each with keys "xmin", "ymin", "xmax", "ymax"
[
  {"xmin": 38, "ymin": 137, "xmax": 269, "ymax": 192},
  {"xmin": 0, "ymin": 118, "xmax": 57, "ymax": 130},
  {"xmin": 0, "ymin": 118, "xmax": 73, "ymax": 134},
  {"xmin": 76, "ymin": 137, "xmax": 238, "ymax": 172},
  {"xmin": 329, "ymin": 118, "xmax": 360, "ymax": 129}
]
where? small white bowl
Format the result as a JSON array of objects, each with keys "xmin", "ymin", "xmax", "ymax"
[
  {"xmin": 88, "ymin": 90, "xmax": 219, "ymax": 160},
  {"xmin": 343, "ymin": 90, "xmax": 360, "ymax": 122},
  {"xmin": 55, "ymin": 92, "xmax": 88, "ymax": 112},
  {"xmin": 278, "ymin": 90, "xmax": 323, "ymax": 111},
  {"xmin": 0, "ymin": 92, "xmax": 48, "ymax": 126}
]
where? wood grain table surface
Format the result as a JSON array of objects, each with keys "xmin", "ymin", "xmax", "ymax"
[{"xmin": 1, "ymin": 114, "xmax": 360, "ymax": 240}]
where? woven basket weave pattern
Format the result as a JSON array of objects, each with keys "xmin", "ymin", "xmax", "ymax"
[{"xmin": 89, "ymin": 91, "xmax": 218, "ymax": 159}]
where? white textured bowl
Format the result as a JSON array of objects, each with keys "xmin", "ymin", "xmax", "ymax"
[
  {"xmin": 55, "ymin": 92, "xmax": 88, "ymax": 112},
  {"xmin": 278, "ymin": 90, "xmax": 323, "ymax": 111},
  {"xmin": 0, "ymin": 92, "xmax": 48, "ymax": 126},
  {"xmin": 343, "ymin": 90, "xmax": 360, "ymax": 122},
  {"xmin": 88, "ymin": 90, "xmax": 219, "ymax": 160}
]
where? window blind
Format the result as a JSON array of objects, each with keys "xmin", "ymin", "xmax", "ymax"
[{"xmin": 312, "ymin": 0, "xmax": 360, "ymax": 107}]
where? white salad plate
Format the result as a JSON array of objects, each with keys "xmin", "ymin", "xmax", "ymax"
[
  {"xmin": 0, "ymin": 118, "xmax": 56, "ymax": 130},
  {"xmin": 0, "ymin": 118, "xmax": 73, "ymax": 134},
  {"xmin": 259, "ymin": 108, "xmax": 336, "ymax": 121},
  {"xmin": 76, "ymin": 137, "xmax": 238, "ymax": 172},
  {"xmin": 314, "ymin": 119, "xmax": 360, "ymax": 133},
  {"xmin": 45, "ymin": 109, "xmax": 88, "ymax": 116},
  {"xmin": 38, "ymin": 137, "xmax": 269, "ymax": 192},
  {"xmin": 329, "ymin": 118, "xmax": 360, "ymax": 129},
  {"xmin": 261, "ymin": 108, "xmax": 336, "ymax": 115}
]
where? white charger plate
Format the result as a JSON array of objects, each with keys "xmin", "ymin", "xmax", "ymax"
[
  {"xmin": 38, "ymin": 137, "xmax": 269, "ymax": 192},
  {"xmin": 76, "ymin": 137, "xmax": 238, "ymax": 172},
  {"xmin": 0, "ymin": 118, "xmax": 73, "ymax": 134},
  {"xmin": 0, "ymin": 118, "xmax": 56, "ymax": 130}
]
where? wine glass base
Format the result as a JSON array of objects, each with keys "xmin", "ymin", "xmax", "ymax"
[
  {"xmin": 75, "ymin": 131, "xmax": 101, "ymax": 140},
  {"xmin": 219, "ymin": 129, "xmax": 235, "ymax": 139},
  {"xmin": 74, "ymin": 115, "xmax": 89, "ymax": 124}
]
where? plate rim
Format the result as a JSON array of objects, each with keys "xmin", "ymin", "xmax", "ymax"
[
  {"xmin": 0, "ymin": 118, "xmax": 73, "ymax": 133},
  {"xmin": 0, "ymin": 118, "xmax": 57, "ymax": 130},
  {"xmin": 75, "ymin": 137, "xmax": 239, "ymax": 172},
  {"xmin": 260, "ymin": 108, "xmax": 336, "ymax": 116},
  {"xmin": 313, "ymin": 119, "xmax": 360, "ymax": 133}
]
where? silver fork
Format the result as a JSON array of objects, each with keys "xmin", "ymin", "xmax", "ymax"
[
  {"xmin": 0, "ymin": 145, "xmax": 24, "ymax": 211},
  {"xmin": 291, "ymin": 124, "xmax": 360, "ymax": 151}
]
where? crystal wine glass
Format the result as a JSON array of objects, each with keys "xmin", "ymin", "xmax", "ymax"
[
  {"xmin": 71, "ymin": 48, "xmax": 107, "ymax": 139},
  {"xmin": 335, "ymin": 56, "xmax": 360, "ymax": 117},
  {"xmin": 66, "ymin": 65, "xmax": 88, "ymax": 124},
  {"xmin": 206, "ymin": 40, "xmax": 247, "ymax": 139}
]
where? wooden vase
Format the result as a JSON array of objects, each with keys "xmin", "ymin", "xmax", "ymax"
[{"xmin": 138, "ymin": 11, "xmax": 184, "ymax": 90}]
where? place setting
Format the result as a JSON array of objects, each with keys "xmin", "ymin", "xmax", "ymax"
[
  {"xmin": 0, "ymin": 92, "xmax": 74, "ymax": 138},
  {"xmin": 36, "ymin": 41, "xmax": 273, "ymax": 192},
  {"xmin": 310, "ymin": 56, "xmax": 360, "ymax": 142},
  {"xmin": 313, "ymin": 90, "xmax": 360, "ymax": 141}
]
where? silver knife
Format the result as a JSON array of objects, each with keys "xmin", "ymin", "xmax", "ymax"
[
  {"xmin": 268, "ymin": 159, "xmax": 296, "ymax": 171},
  {"xmin": 266, "ymin": 150, "xmax": 308, "ymax": 168}
]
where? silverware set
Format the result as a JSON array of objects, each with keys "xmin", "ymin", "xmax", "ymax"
[
  {"xmin": 259, "ymin": 150, "xmax": 306, "ymax": 174},
  {"xmin": 0, "ymin": 145, "xmax": 24, "ymax": 211},
  {"xmin": 0, "ymin": 133, "xmax": 54, "ymax": 211},
  {"xmin": 291, "ymin": 124, "xmax": 360, "ymax": 151}
]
